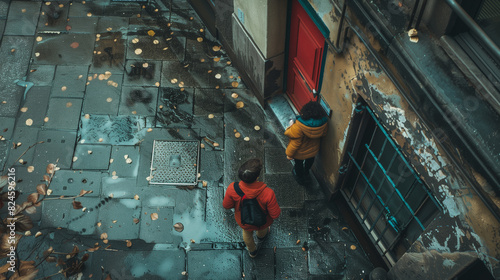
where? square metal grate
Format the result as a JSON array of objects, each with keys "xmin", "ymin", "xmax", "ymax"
[{"xmin": 150, "ymin": 140, "xmax": 200, "ymax": 185}]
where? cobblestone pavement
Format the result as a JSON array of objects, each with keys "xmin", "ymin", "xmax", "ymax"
[{"xmin": 0, "ymin": 0, "xmax": 373, "ymax": 279}]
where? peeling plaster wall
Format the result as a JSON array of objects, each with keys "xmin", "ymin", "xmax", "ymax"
[{"xmin": 305, "ymin": 0, "xmax": 500, "ymax": 278}]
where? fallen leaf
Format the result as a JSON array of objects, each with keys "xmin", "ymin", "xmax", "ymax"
[
  {"xmin": 215, "ymin": 73, "xmax": 221, "ymax": 79},
  {"xmin": 232, "ymin": 81, "xmax": 239, "ymax": 87},
  {"xmin": 70, "ymin": 42, "xmax": 79, "ymax": 48},
  {"xmin": 244, "ymin": 137, "xmax": 250, "ymax": 142},
  {"xmin": 202, "ymin": 181, "xmax": 208, "ymax": 187},
  {"xmin": 170, "ymin": 78, "xmax": 178, "ymax": 84},
  {"xmin": 66, "ymin": 25, "xmax": 72, "ymax": 31},
  {"xmin": 36, "ymin": 184, "xmax": 48, "ymax": 195},
  {"xmin": 213, "ymin": 57, "xmax": 220, "ymax": 62},
  {"xmin": 87, "ymin": 12, "xmax": 92, "ymax": 17},
  {"xmin": 35, "ymin": 231, "xmax": 42, "ymax": 237},
  {"xmin": 133, "ymin": 218, "xmax": 140, "ymax": 224},
  {"xmin": 132, "ymin": 38, "xmax": 139, "ymax": 44},
  {"xmin": 190, "ymin": 239, "xmax": 195, "ymax": 243},
  {"xmin": 231, "ymin": 93, "xmax": 238, "ymax": 99},
  {"xmin": 147, "ymin": 30, "xmax": 156, "ymax": 36},
  {"xmin": 72, "ymin": 200, "xmax": 83, "ymax": 209},
  {"xmin": 27, "ymin": 166, "xmax": 34, "ymax": 173},
  {"xmin": 350, "ymin": 245, "xmax": 356, "ymax": 250},
  {"xmin": 341, "ymin": 227, "xmax": 348, "ymax": 231},
  {"xmin": 25, "ymin": 118, "xmax": 33, "ymax": 126},
  {"xmin": 25, "ymin": 231, "xmax": 32, "ymax": 236},
  {"xmin": 66, "ymin": 102, "xmax": 72, "ymax": 107},
  {"xmin": 153, "ymin": 39, "xmax": 159, "ymax": 44},
  {"xmin": 44, "ymin": 117, "xmax": 49, "ymax": 122},
  {"xmin": 182, "ymin": 271, "xmax": 187, "ymax": 276},
  {"xmin": 235, "ymin": 132, "xmax": 241, "ymax": 138},
  {"xmin": 197, "ymin": 37, "xmax": 203, "ymax": 42},
  {"xmin": 126, "ymin": 240, "xmax": 132, "ymax": 247},
  {"xmin": 296, "ymin": 240, "xmax": 301, "ymax": 245},
  {"xmin": 212, "ymin": 46, "xmax": 221, "ymax": 51},
  {"xmin": 208, "ymin": 114, "xmax": 214, "ymax": 119},
  {"xmin": 106, "ymin": 97, "xmax": 112, "ymax": 103},
  {"xmin": 254, "ymin": 125, "xmax": 261, "ymax": 131},
  {"xmin": 100, "ymin": 233, "xmax": 108, "ymax": 240},
  {"xmin": 126, "ymin": 158, "xmax": 133, "ymax": 164},
  {"xmin": 200, "ymin": 28, "xmax": 204, "ymax": 32},
  {"xmin": 134, "ymin": 194, "xmax": 139, "ymax": 200},
  {"xmin": 174, "ymin": 223, "xmax": 184, "ymax": 232},
  {"xmin": 236, "ymin": 101, "xmax": 244, "ymax": 109},
  {"xmin": 20, "ymin": 107, "xmax": 28, "ymax": 112},
  {"xmin": 135, "ymin": 48, "xmax": 143, "ymax": 55},
  {"xmin": 151, "ymin": 213, "xmax": 158, "ymax": 221}
]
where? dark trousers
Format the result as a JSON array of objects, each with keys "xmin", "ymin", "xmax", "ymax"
[{"xmin": 293, "ymin": 157, "xmax": 315, "ymax": 178}]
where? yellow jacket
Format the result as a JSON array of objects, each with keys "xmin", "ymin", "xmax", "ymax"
[{"xmin": 285, "ymin": 116, "xmax": 328, "ymax": 160}]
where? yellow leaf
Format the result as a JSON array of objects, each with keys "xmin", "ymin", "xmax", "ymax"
[
  {"xmin": 147, "ymin": 30, "xmax": 155, "ymax": 36},
  {"xmin": 151, "ymin": 213, "xmax": 158, "ymax": 221}
]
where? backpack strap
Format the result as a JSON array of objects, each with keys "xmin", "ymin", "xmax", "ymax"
[{"xmin": 233, "ymin": 181, "xmax": 245, "ymax": 197}]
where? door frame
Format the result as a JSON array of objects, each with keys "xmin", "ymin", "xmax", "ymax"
[{"xmin": 284, "ymin": 0, "xmax": 330, "ymax": 106}]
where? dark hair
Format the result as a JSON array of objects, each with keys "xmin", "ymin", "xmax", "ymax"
[
  {"xmin": 238, "ymin": 158, "xmax": 263, "ymax": 183},
  {"xmin": 300, "ymin": 101, "xmax": 327, "ymax": 120}
]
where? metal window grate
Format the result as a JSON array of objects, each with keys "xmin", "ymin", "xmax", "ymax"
[
  {"xmin": 150, "ymin": 140, "xmax": 200, "ymax": 185},
  {"xmin": 341, "ymin": 106, "xmax": 441, "ymax": 266}
]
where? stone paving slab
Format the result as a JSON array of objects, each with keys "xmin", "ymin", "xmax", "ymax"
[
  {"xmin": 123, "ymin": 60, "xmax": 161, "ymax": 87},
  {"xmin": 264, "ymin": 173, "xmax": 305, "ymax": 208},
  {"xmin": 37, "ymin": 2, "xmax": 70, "ymax": 32},
  {"xmin": 5, "ymin": 126, "xmax": 40, "ymax": 166},
  {"xmin": 242, "ymin": 248, "xmax": 275, "ymax": 280},
  {"xmin": 51, "ymin": 65, "xmax": 89, "ymax": 98},
  {"xmin": 193, "ymin": 88, "xmax": 224, "ymax": 116},
  {"xmin": 68, "ymin": 196, "xmax": 101, "ymax": 235},
  {"xmin": 192, "ymin": 115, "xmax": 224, "ymax": 149},
  {"xmin": 67, "ymin": 16, "xmax": 98, "ymax": 33},
  {"xmin": 108, "ymin": 146, "xmax": 140, "ymax": 177},
  {"xmin": 0, "ymin": 36, "xmax": 35, "ymax": 117},
  {"xmin": 18, "ymin": 87, "xmax": 51, "ymax": 128},
  {"xmin": 79, "ymin": 115, "xmax": 145, "ymax": 145},
  {"xmin": 156, "ymin": 87, "xmax": 194, "ymax": 127},
  {"xmin": 97, "ymin": 16, "xmax": 129, "ymax": 33},
  {"xmin": 276, "ymin": 247, "xmax": 308, "ymax": 279},
  {"xmin": 0, "ymin": 117, "xmax": 15, "ymax": 140},
  {"xmin": 33, "ymin": 33, "xmax": 94, "ymax": 65},
  {"xmin": 205, "ymin": 180, "xmax": 241, "ymax": 243},
  {"xmin": 101, "ymin": 177, "xmax": 138, "ymax": 199},
  {"xmin": 67, "ymin": 2, "xmax": 93, "ymax": 18},
  {"xmin": 27, "ymin": 65, "xmax": 56, "ymax": 86},
  {"xmin": 119, "ymin": 86, "xmax": 159, "ymax": 116},
  {"xmin": 224, "ymin": 89, "xmax": 265, "ymax": 141},
  {"xmin": 0, "ymin": 141, "xmax": 7, "ymax": 172},
  {"xmin": 90, "ymin": 250, "xmax": 186, "ymax": 280},
  {"xmin": 83, "ymin": 74, "xmax": 122, "ymax": 115},
  {"xmin": 4, "ymin": 1, "xmax": 41, "ymax": 35},
  {"xmin": 139, "ymin": 206, "xmax": 174, "ymax": 243},
  {"xmin": 72, "ymin": 144, "xmax": 112, "ymax": 170},
  {"xmin": 91, "ymin": 32, "xmax": 126, "ymax": 73},
  {"xmin": 96, "ymin": 198, "xmax": 141, "ymax": 240},
  {"xmin": 41, "ymin": 198, "xmax": 73, "ymax": 228},
  {"xmin": 44, "ymin": 98, "xmax": 83, "ymax": 130},
  {"xmin": 50, "ymin": 170, "xmax": 103, "ymax": 197},
  {"xmin": 265, "ymin": 207, "xmax": 308, "ymax": 249},
  {"xmin": 198, "ymin": 149, "xmax": 223, "ymax": 182},
  {"xmin": 33, "ymin": 130, "xmax": 77, "ymax": 169},
  {"xmin": 265, "ymin": 147, "xmax": 292, "ymax": 174},
  {"xmin": 0, "ymin": 0, "xmax": 8, "ymax": 18},
  {"xmin": 307, "ymin": 241, "xmax": 346, "ymax": 277},
  {"xmin": 187, "ymin": 250, "xmax": 242, "ymax": 280}
]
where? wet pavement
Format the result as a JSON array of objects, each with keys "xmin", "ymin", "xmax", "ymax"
[{"xmin": 0, "ymin": 0, "xmax": 373, "ymax": 279}]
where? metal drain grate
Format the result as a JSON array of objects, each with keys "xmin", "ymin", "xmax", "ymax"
[{"xmin": 150, "ymin": 140, "xmax": 200, "ymax": 185}]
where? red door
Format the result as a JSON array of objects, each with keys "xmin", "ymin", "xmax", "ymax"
[{"xmin": 286, "ymin": 0, "xmax": 325, "ymax": 111}]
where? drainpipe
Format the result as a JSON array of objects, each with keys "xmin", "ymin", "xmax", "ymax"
[
  {"xmin": 327, "ymin": 0, "xmax": 349, "ymax": 54},
  {"xmin": 445, "ymin": 0, "xmax": 500, "ymax": 61}
]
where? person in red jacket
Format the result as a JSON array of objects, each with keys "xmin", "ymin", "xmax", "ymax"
[{"xmin": 223, "ymin": 158, "xmax": 281, "ymax": 258}]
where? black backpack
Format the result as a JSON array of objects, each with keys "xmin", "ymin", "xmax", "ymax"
[{"xmin": 234, "ymin": 182, "xmax": 267, "ymax": 227}]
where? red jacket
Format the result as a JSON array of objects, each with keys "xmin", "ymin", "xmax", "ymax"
[{"xmin": 223, "ymin": 181, "xmax": 281, "ymax": 231}]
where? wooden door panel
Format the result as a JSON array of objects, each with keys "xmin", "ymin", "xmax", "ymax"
[{"xmin": 286, "ymin": 0, "xmax": 325, "ymax": 110}]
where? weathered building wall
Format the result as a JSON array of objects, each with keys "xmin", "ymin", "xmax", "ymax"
[
  {"xmin": 305, "ymin": 0, "xmax": 500, "ymax": 278},
  {"xmin": 230, "ymin": 0, "xmax": 287, "ymax": 101}
]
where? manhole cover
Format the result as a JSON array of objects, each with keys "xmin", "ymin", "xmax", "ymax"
[{"xmin": 150, "ymin": 140, "xmax": 200, "ymax": 185}]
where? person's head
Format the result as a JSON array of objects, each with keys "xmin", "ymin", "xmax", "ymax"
[
  {"xmin": 300, "ymin": 101, "xmax": 326, "ymax": 120},
  {"xmin": 238, "ymin": 158, "xmax": 263, "ymax": 183}
]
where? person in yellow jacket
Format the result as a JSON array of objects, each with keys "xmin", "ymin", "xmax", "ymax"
[{"xmin": 285, "ymin": 101, "xmax": 328, "ymax": 184}]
